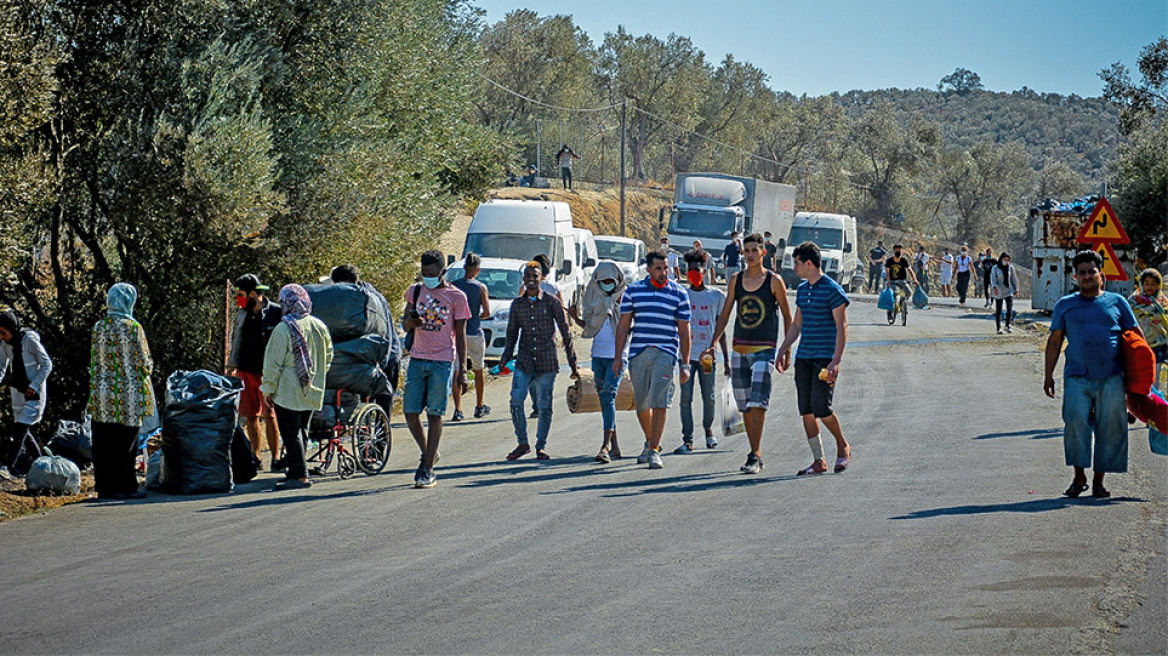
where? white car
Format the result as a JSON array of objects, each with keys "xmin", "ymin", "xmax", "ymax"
[
  {"xmin": 593, "ymin": 235, "xmax": 648, "ymax": 283},
  {"xmin": 446, "ymin": 257, "xmax": 529, "ymax": 362}
]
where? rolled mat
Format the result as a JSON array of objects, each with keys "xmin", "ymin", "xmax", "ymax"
[{"xmin": 566, "ymin": 368, "xmax": 636, "ymax": 413}]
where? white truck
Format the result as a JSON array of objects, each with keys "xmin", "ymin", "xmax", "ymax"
[
  {"xmin": 661, "ymin": 173, "xmax": 797, "ymax": 281},
  {"xmin": 780, "ymin": 212, "xmax": 859, "ymax": 291},
  {"xmin": 459, "ymin": 199, "xmax": 591, "ymax": 310}
]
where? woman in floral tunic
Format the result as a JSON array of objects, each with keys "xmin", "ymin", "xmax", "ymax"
[
  {"xmin": 1129, "ymin": 268, "xmax": 1168, "ymax": 388},
  {"xmin": 88, "ymin": 282, "xmax": 155, "ymax": 499}
]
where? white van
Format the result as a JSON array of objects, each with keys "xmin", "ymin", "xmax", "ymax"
[
  {"xmin": 780, "ymin": 212, "xmax": 858, "ymax": 291},
  {"xmin": 593, "ymin": 235, "xmax": 648, "ymax": 282},
  {"xmin": 445, "ymin": 257, "xmax": 527, "ymax": 361},
  {"xmin": 462, "ymin": 200, "xmax": 586, "ymax": 309},
  {"xmin": 574, "ymin": 227, "xmax": 600, "ymax": 289}
]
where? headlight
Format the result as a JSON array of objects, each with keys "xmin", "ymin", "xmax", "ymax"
[
  {"xmin": 493, "ymin": 309, "xmax": 509, "ymax": 321},
  {"xmin": 824, "ymin": 258, "xmax": 837, "ymax": 271}
]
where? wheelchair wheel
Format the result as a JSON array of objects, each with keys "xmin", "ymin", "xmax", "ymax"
[
  {"xmin": 337, "ymin": 452, "xmax": 357, "ymax": 480},
  {"xmin": 352, "ymin": 403, "xmax": 392, "ymax": 475}
]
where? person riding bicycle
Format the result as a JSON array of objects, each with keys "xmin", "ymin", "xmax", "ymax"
[{"xmin": 884, "ymin": 244, "xmax": 918, "ymax": 308}]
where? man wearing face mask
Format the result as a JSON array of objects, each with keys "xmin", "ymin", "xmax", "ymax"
[
  {"xmin": 674, "ymin": 250, "xmax": 730, "ymax": 454},
  {"xmin": 227, "ymin": 274, "xmax": 283, "ymax": 470},
  {"xmin": 954, "ymin": 246, "xmax": 975, "ymax": 307}
]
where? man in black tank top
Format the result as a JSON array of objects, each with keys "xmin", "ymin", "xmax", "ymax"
[{"xmin": 704, "ymin": 233, "xmax": 792, "ymax": 474}]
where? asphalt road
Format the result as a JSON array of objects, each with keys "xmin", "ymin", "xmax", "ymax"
[{"xmin": 1, "ymin": 293, "xmax": 1165, "ymax": 655}]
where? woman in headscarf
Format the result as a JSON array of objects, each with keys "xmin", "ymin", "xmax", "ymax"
[
  {"xmin": 989, "ymin": 252, "xmax": 1019, "ymax": 334},
  {"xmin": 569, "ymin": 260, "xmax": 627, "ymax": 462},
  {"xmin": 1129, "ymin": 268, "xmax": 1168, "ymax": 386},
  {"xmin": 88, "ymin": 283, "xmax": 154, "ymax": 499},
  {"xmin": 261, "ymin": 284, "xmax": 333, "ymax": 490},
  {"xmin": 0, "ymin": 309, "xmax": 52, "ymax": 476}
]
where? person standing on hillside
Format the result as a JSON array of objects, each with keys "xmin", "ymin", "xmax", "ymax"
[
  {"xmin": 1044, "ymin": 250, "xmax": 1140, "ymax": 499},
  {"xmin": 954, "ymin": 246, "xmax": 975, "ymax": 306},
  {"xmin": 675, "ymin": 249, "xmax": 730, "ymax": 454},
  {"xmin": 704, "ymin": 234, "xmax": 793, "ymax": 474},
  {"xmin": 501, "ymin": 261, "xmax": 579, "ymax": 461},
  {"xmin": 867, "ymin": 240, "xmax": 887, "ymax": 292},
  {"xmin": 557, "ymin": 145, "xmax": 580, "ymax": 190},
  {"xmin": 614, "ymin": 250, "xmax": 692, "ymax": 470},
  {"xmin": 937, "ymin": 247, "xmax": 955, "ymax": 297},
  {"xmin": 402, "ymin": 250, "xmax": 470, "ymax": 488},
  {"xmin": 226, "ymin": 274, "xmax": 283, "ymax": 470},
  {"xmin": 450, "ymin": 253, "xmax": 493, "ymax": 421},
  {"xmin": 776, "ymin": 241, "xmax": 852, "ymax": 476}
]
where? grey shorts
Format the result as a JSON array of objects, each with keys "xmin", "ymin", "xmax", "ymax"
[
  {"xmin": 466, "ymin": 333, "xmax": 486, "ymax": 371},
  {"xmin": 629, "ymin": 347, "xmax": 676, "ymax": 412}
]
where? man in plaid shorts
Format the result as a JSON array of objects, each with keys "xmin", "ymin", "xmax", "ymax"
[{"xmin": 705, "ymin": 233, "xmax": 792, "ymax": 474}]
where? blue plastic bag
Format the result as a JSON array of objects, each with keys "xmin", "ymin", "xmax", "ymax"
[
  {"xmin": 912, "ymin": 285, "xmax": 929, "ymax": 309},
  {"xmin": 877, "ymin": 287, "xmax": 894, "ymax": 311},
  {"xmin": 1150, "ymin": 427, "xmax": 1167, "ymax": 455}
]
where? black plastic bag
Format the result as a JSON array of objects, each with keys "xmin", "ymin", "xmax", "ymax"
[
  {"xmin": 325, "ymin": 335, "xmax": 390, "ymax": 397},
  {"xmin": 305, "ymin": 283, "xmax": 388, "ymax": 342},
  {"xmin": 230, "ymin": 426, "xmax": 259, "ymax": 484},
  {"xmin": 160, "ymin": 370, "xmax": 242, "ymax": 494},
  {"xmin": 47, "ymin": 419, "xmax": 93, "ymax": 469}
]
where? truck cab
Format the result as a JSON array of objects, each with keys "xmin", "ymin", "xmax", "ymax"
[{"xmin": 780, "ymin": 212, "xmax": 858, "ymax": 291}]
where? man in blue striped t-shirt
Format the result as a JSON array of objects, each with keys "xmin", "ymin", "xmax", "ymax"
[
  {"xmin": 777, "ymin": 241, "xmax": 853, "ymax": 476},
  {"xmin": 614, "ymin": 250, "xmax": 692, "ymax": 469}
]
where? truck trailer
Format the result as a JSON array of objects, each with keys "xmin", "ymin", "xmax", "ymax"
[{"xmin": 660, "ymin": 173, "xmax": 797, "ymax": 281}]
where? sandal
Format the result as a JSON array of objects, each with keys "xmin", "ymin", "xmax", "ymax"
[
  {"xmin": 797, "ymin": 461, "xmax": 828, "ymax": 476},
  {"xmin": 1091, "ymin": 485, "xmax": 1111, "ymax": 499},
  {"xmin": 1063, "ymin": 482, "xmax": 1089, "ymax": 498},
  {"xmin": 834, "ymin": 453, "xmax": 851, "ymax": 473},
  {"xmin": 610, "ymin": 445, "xmax": 622, "ymax": 459},
  {"xmin": 595, "ymin": 450, "xmax": 611, "ymax": 464},
  {"xmin": 506, "ymin": 445, "xmax": 531, "ymax": 461},
  {"xmin": 535, "ymin": 450, "xmax": 551, "ymax": 461}
]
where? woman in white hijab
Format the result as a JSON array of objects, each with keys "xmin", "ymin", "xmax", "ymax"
[{"xmin": 570, "ymin": 261, "xmax": 628, "ymax": 462}]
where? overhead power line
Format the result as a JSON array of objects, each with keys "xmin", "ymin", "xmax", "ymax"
[{"xmin": 477, "ymin": 72, "xmax": 623, "ymax": 113}]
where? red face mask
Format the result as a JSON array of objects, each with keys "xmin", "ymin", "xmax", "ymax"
[
  {"xmin": 687, "ymin": 270, "xmax": 704, "ymax": 286},
  {"xmin": 650, "ymin": 277, "xmax": 668, "ymax": 289},
  {"xmin": 235, "ymin": 294, "xmax": 248, "ymax": 309}
]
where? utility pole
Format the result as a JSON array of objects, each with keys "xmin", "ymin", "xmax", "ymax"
[
  {"xmin": 620, "ymin": 99, "xmax": 627, "ymax": 237},
  {"xmin": 536, "ymin": 119, "xmax": 542, "ymax": 177}
]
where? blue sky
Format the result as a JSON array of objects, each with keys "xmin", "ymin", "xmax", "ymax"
[{"xmin": 470, "ymin": 0, "xmax": 1166, "ymax": 97}]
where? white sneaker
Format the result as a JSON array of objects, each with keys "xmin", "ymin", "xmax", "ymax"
[
  {"xmin": 647, "ymin": 449, "xmax": 664, "ymax": 469},
  {"xmin": 1006, "ymin": 325, "xmax": 1013, "ymax": 333},
  {"xmin": 636, "ymin": 440, "xmax": 652, "ymax": 464},
  {"xmin": 997, "ymin": 329, "xmax": 1003, "ymax": 334}
]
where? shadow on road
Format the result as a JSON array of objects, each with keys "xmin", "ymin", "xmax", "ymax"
[
  {"xmin": 544, "ymin": 470, "xmax": 788, "ymax": 497},
  {"xmin": 891, "ymin": 495, "xmax": 1146, "ymax": 520},
  {"xmin": 974, "ymin": 427, "xmax": 1062, "ymax": 440},
  {"xmin": 198, "ymin": 488, "xmax": 392, "ymax": 512}
]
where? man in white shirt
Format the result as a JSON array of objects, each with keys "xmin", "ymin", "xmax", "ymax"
[
  {"xmin": 954, "ymin": 246, "xmax": 975, "ymax": 307},
  {"xmin": 937, "ymin": 247, "xmax": 955, "ymax": 297}
]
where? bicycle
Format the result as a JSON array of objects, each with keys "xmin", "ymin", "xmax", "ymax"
[{"xmin": 886, "ymin": 283, "xmax": 909, "ymax": 326}]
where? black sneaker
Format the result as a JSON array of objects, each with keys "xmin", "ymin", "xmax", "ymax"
[
  {"xmin": 450, "ymin": 410, "xmax": 465, "ymax": 422},
  {"xmin": 474, "ymin": 405, "xmax": 492, "ymax": 419},
  {"xmin": 741, "ymin": 452, "xmax": 764, "ymax": 474},
  {"xmin": 270, "ymin": 457, "xmax": 287, "ymax": 473},
  {"xmin": 529, "ymin": 408, "xmax": 539, "ymax": 419}
]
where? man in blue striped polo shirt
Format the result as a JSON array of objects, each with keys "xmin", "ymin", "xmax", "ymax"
[
  {"xmin": 776, "ymin": 241, "xmax": 853, "ymax": 476},
  {"xmin": 614, "ymin": 250, "xmax": 692, "ymax": 469}
]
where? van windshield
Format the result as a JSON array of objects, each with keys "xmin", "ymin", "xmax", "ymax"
[
  {"xmin": 669, "ymin": 208, "xmax": 736, "ymax": 239},
  {"xmin": 595, "ymin": 239, "xmax": 637, "ymax": 262},
  {"xmin": 788, "ymin": 226, "xmax": 843, "ymax": 250},
  {"xmin": 464, "ymin": 233, "xmax": 554, "ymax": 262}
]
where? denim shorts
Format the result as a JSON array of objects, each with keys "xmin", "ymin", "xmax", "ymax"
[{"xmin": 402, "ymin": 357, "xmax": 453, "ymax": 416}]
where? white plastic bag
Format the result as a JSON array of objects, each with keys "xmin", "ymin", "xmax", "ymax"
[
  {"xmin": 25, "ymin": 455, "xmax": 81, "ymax": 495},
  {"xmin": 721, "ymin": 380, "xmax": 744, "ymax": 437}
]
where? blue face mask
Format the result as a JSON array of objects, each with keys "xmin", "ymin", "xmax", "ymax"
[
  {"xmin": 422, "ymin": 275, "xmax": 443, "ymax": 289},
  {"xmin": 599, "ymin": 281, "xmax": 617, "ymax": 293}
]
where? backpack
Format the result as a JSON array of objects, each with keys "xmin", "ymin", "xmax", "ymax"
[{"xmin": 403, "ymin": 284, "xmax": 421, "ymax": 352}]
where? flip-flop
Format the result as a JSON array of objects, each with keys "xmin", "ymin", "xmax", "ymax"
[
  {"xmin": 1063, "ymin": 483, "xmax": 1089, "ymax": 498},
  {"xmin": 506, "ymin": 445, "xmax": 531, "ymax": 461},
  {"xmin": 595, "ymin": 450, "xmax": 611, "ymax": 464},
  {"xmin": 834, "ymin": 454, "xmax": 851, "ymax": 473},
  {"xmin": 1091, "ymin": 485, "xmax": 1111, "ymax": 498},
  {"xmin": 536, "ymin": 450, "xmax": 551, "ymax": 461},
  {"xmin": 796, "ymin": 462, "xmax": 828, "ymax": 476}
]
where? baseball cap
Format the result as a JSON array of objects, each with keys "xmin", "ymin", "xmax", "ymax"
[{"xmin": 234, "ymin": 274, "xmax": 270, "ymax": 292}]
